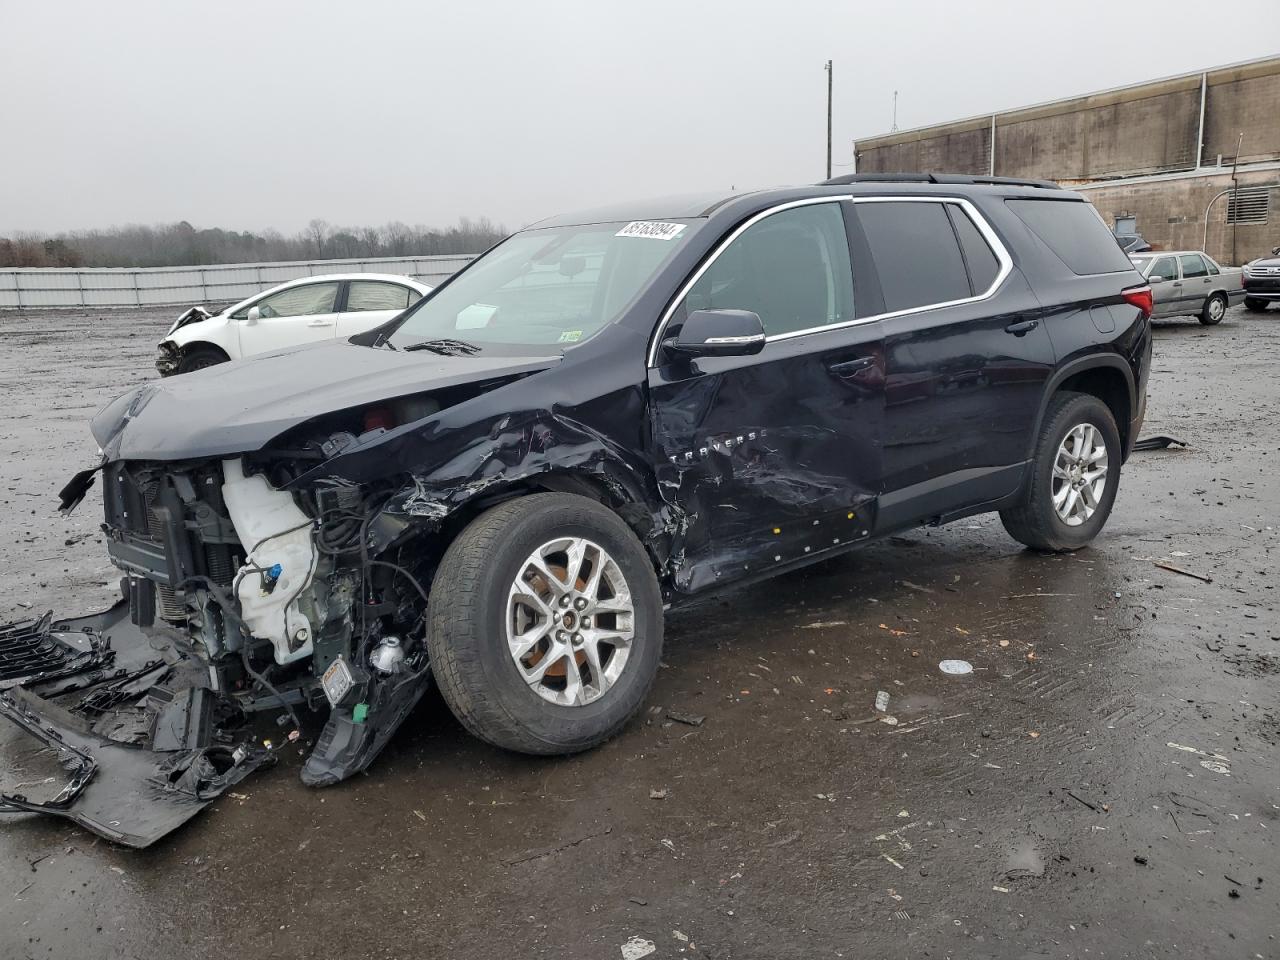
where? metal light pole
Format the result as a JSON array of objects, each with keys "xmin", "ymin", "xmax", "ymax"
[
  {"xmin": 1231, "ymin": 132, "xmax": 1244, "ymax": 265},
  {"xmin": 825, "ymin": 60, "xmax": 833, "ymax": 180}
]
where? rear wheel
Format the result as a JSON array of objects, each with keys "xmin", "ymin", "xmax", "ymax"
[
  {"xmin": 1000, "ymin": 391, "xmax": 1121, "ymax": 552},
  {"xmin": 1244, "ymin": 297, "xmax": 1270, "ymax": 312},
  {"xmin": 1199, "ymin": 292, "xmax": 1227, "ymax": 325},
  {"xmin": 427, "ymin": 493, "xmax": 663, "ymax": 755},
  {"xmin": 176, "ymin": 345, "xmax": 229, "ymax": 374}
]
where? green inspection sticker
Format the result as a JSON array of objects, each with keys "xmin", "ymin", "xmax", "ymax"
[
  {"xmin": 352, "ymin": 703, "xmax": 369, "ymax": 724},
  {"xmin": 558, "ymin": 330, "xmax": 583, "ymax": 343}
]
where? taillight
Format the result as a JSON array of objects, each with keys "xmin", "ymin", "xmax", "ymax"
[{"xmin": 1122, "ymin": 285, "xmax": 1152, "ymax": 319}]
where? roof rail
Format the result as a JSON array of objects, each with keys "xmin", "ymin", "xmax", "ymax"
[{"xmin": 820, "ymin": 173, "xmax": 1062, "ymax": 190}]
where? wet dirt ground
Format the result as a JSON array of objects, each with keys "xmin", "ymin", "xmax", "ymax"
[{"xmin": 1, "ymin": 305, "xmax": 1277, "ymax": 959}]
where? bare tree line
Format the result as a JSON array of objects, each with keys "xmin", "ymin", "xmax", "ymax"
[{"xmin": 0, "ymin": 216, "xmax": 507, "ymax": 268}]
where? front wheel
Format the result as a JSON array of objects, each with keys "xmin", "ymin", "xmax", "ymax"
[
  {"xmin": 1199, "ymin": 292, "xmax": 1227, "ymax": 325},
  {"xmin": 1000, "ymin": 392, "xmax": 1122, "ymax": 552},
  {"xmin": 176, "ymin": 345, "xmax": 229, "ymax": 374},
  {"xmin": 427, "ymin": 493, "xmax": 663, "ymax": 755},
  {"xmin": 1244, "ymin": 297, "xmax": 1270, "ymax": 313}
]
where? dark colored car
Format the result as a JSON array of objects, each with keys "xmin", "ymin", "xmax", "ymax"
[
  {"xmin": 1, "ymin": 174, "xmax": 1153, "ymax": 846},
  {"xmin": 1243, "ymin": 246, "xmax": 1280, "ymax": 311},
  {"xmin": 1116, "ymin": 233, "xmax": 1151, "ymax": 254}
]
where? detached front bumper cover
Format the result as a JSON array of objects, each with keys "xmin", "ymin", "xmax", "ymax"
[
  {"xmin": 0, "ymin": 601, "xmax": 271, "ymax": 848},
  {"xmin": 0, "ymin": 687, "xmax": 270, "ymax": 847}
]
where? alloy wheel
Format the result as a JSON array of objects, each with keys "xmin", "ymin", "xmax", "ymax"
[
  {"xmin": 506, "ymin": 537, "xmax": 635, "ymax": 706},
  {"xmin": 1051, "ymin": 423, "xmax": 1109, "ymax": 526}
]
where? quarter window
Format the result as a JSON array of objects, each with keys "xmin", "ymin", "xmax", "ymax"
[
  {"xmin": 855, "ymin": 201, "xmax": 971, "ymax": 312},
  {"xmin": 680, "ymin": 203, "xmax": 854, "ymax": 337},
  {"xmin": 1006, "ymin": 199, "xmax": 1136, "ymax": 275},
  {"xmin": 1179, "ymin": 254, "xmax": 1208, "ymax": 279},
  {"xmin": 346, "ymin": 281, "xmax": 413, "ymax": 312}
]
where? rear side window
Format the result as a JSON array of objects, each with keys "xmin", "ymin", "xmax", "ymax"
[
  {"xmin": 855, "ymin": 201, "xmax": 971, "ymax": 312},
  {"xmin": 1007, "ymin": 199, "xmax": 1135, "ymax": 275},
  {"xmin": 347, "ymin": 280, "xmax": 412, "ymax": 312},
  {"xmin": 1179, "ymin": 254, "xmax": 1208, "ymax": 279}
]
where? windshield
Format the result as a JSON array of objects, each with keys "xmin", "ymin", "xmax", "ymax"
[
  {"xmin": 387, "ymin": 220, "xmax": 695, "ymax": 353},
  {"xmin": 1130, "ymin": 255, "xmax": 1152, "ymax": 271}
]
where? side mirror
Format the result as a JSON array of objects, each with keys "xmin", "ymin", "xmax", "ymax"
[
  {"xmin": 664, "ymin": 309, "xmax": 766, "ymax": 359},
  {"xmin": 245, "ymin": 306, "xmax": 261, "ymax": 324},
  {"xmin": 1149, "ymin": 275, "xmax": 1166, "ymax": 283}
]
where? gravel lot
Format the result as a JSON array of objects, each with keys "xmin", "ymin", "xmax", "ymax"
[{"xmin": 1, "ymin": 305, "xmax": 1277, "ymax": 959}]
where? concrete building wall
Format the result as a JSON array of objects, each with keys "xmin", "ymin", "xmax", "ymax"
[
  {"xmin": 1078, "ymin": 169, "xmax": 1280, "ymax": 265},
  {"xmin": 851, "ymin": 56, "xmax": 1280, "ymax": 265},
  {"xmin": 991, "ymin": 79, "xmax": 1200, "ymax": 180},
  {"xmin": 1202, "ymin": 59, "xmax": 1280, "ymax": 165},
  {"xmin": 856, "ymin": 118, "xmax": 991, "ymax": 175}
]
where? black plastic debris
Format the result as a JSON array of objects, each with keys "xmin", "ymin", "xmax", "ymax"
[
  {"xmin": 0, "ymin": 611, "xmax": 114, "ymax": 691},
  {"xmin": 1132, "ymin": 435, "xmax": 1187, "ymax": 451}
]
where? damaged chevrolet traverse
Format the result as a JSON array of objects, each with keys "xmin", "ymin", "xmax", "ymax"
[{"xmin": 1, "ymin": 175, "xmax": 1151, "ymax": 845}]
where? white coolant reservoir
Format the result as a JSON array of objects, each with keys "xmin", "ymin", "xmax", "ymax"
[{"xmin": 221, "ymin": 458, "xmax": 317, "ymax": 665}]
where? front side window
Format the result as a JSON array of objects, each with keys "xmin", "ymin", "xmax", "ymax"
[
  {"xmin": 1148, "ymin": 256, "xmax": 1178, "ymax": 282},
  {"xmin": 1179, "ymin": 254, "xmax": 1208, "ymax": 279},
  {"xmin": 246, "ymin": 282, "xmax": 339, "ymax": 319},
  {"xmin": 389, "ymin": 220, "xmax": 694, "ymax": 352},
  {"xmin": 855, "ymin": 201, "xmax": 971, "ymax": 312},
  {"xmin": 679, "ymin": 203, "xmax": 854, "ymax": 337},
  {"xmin": 347, "ymin": 281, "xmax": 412, "ymax": 312}
]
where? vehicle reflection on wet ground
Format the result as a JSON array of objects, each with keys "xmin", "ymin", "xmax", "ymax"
[{"xmin": 1, "ymin": 305, "xmax": 1276, "ymax": 959}]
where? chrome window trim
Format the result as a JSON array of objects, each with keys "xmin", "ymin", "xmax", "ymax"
[{"xmin": 646, "ymin": 195, "xmax": 1013, "ymax": 367}]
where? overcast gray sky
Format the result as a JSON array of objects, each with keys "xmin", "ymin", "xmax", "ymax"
[{"xmin": 2, "ymin": 1, "xmax": 1276, "ymax": 235}]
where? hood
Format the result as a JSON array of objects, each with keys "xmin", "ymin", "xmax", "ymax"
[
  {"xmin": 93, "ymin": 339, "xmax": 559, "ymax": 462},
  {"xmin": 1248, "ymin": 255, "xmax": 1280, "ymax": 268}
]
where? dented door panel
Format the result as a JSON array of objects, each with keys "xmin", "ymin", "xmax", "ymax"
[{"xmin": 648, "ymin": 325, "xmax": 884, "ymax": 594}]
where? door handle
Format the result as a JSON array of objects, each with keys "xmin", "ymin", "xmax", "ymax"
[
  {"xmin": 1172, "ymin": 281, "xmax": 1182, "ymax": 287},
  {"xmin": 306, "ymin": 319, "xmax": 335, "ymax": 327},
  {"xmin": 827, "ymin": 355, "xmax": 876, "ymax": 376},
  {"xmin": 1004, "ymin": 318, "xmax": 1040, "ymax": 336}
]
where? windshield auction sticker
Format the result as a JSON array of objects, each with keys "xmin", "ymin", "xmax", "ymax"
[{"xmin": 616, "ymin": 221, "xmax": 686, "ymax": 241}]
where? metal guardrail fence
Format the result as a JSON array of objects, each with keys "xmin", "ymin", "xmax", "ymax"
[{"xmin": 0, "ymin": 254, "xmax": 475, "ymax": 308}]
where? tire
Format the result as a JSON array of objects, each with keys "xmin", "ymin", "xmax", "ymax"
[
  {"xmin": 1000, "ymin": 391, "xmax": 1122, "ymax": 552},
  {"xmin": 426, "ymin": 492, "xmax": 663, "ymax": 755},
  {"xmin": 1244, "ymin": 297, "xmax": 1269, "ymax": 313},
  {"xmin": 1199, "ymin": 292, "xmax": 1227, "ymax": 325},
  {"xmin": 176, "ymin": 345, "xmax": 229, "ymax": 374}
]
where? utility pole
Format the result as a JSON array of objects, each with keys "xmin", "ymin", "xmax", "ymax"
[
  {"xmin": 825, "ymin": 60, "xmax": 833, "ymax": 180},
  {"xmin": 1231, "ymin": 131, "xmax": 1243, "ymax": 265},
  {"xmin": 892, "ymin": 90, "xmax": 899, "ymax": 132}
]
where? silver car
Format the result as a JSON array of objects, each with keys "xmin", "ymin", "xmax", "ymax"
[{"xmin": 1129, "ymin": 251, "xmax": 1244, "ymax": 325}]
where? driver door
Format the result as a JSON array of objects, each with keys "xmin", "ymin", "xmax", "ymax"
[
  {"xmin": 648, "ymin": 201, "xmax": 885, "ymax": 594},
  {"xmin": 1146, "ymin": 255, "xmax": 1181, "ymax": 318},
  {"xmin": 234, "ymin": 280, "xmax": 341, "ymax": 356}
]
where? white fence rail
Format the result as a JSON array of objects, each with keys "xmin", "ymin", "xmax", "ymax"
[{"xmin": 0, "ymin": 254, "xmax": 475, "ymax": 309}]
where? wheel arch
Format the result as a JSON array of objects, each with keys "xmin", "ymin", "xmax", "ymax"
[
  {"xmin": 371, "ymin": 463, "xmax": 674, "ymax": 587},
  {"xmin": 178, "ymin": 340, "xmax": 231, "ymax": 363},
  {"xmin": 1032, "ymin": 355, "xmax": 1135, "ymax": 458}
]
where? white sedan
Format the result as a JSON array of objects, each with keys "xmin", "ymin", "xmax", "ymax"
[{"xmin": 155, "ymin": 273, "xmax": 433, "ymax": 375}]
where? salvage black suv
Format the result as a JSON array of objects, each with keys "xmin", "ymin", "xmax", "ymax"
[{"xmin": 1, "ymin": 175, "xmax": 1152, "ymax": 845}]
